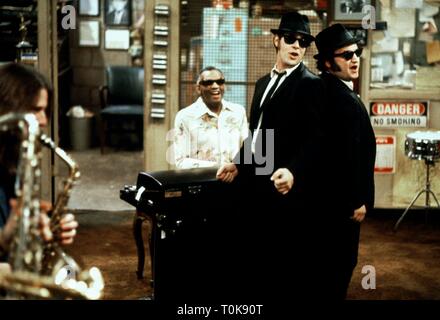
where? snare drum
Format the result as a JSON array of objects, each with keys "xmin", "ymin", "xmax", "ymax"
[{"xmin": 405, "ymin": 131, "xmax": 440, "ymax": 161}]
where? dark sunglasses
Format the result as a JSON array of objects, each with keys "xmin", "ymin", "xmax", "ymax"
[
  {"xmin": 333, "ymin": 48, "xmax": 363, "ymax": 60},
  {"xmin": 199, "ymin": 78, "xmax": 225, "ymax": 86},
  {"xmin": 282, "ymin": 34, "xmax": 311, "ymax": 48}
]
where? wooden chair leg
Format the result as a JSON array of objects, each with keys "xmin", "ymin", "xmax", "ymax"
[{"xmin": 133, "ymin": 213, "xmax": 145, "ymax": 280}]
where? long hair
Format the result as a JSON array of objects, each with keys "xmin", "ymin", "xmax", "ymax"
[
  {"xmin": 0, "ymin": 63, "xmax": 51, "ymax": 116},
  {"xmin": 0, "ymin": 63, "xmax": 51, "ymax": 187}
]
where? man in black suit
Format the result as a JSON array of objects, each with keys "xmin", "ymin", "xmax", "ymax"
[
  {"xmin": 106, "ymin": 0, "xmax": 129, "ymax": 25},
  {"xmin": 216, "ymin": 12, "xmax": 325, "ymax": 299},
  {"xmin": 314, "ymin": 23, "xmax": 376, "ymax": 299},
  {"xmin": 340, "ymin": 0, "xmax": 366, "ymax": 14}
]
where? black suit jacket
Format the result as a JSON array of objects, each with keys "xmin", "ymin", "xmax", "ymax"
[
  {"xmin": 106, "ymin": 10, "xmax": 130, "ymax": 25},
  {"xmin": 226, "ymin": 63, "xmax": 326, "ymax": 299},
  {"xmin": 237, "ymin": 62, "xmax": 325, "ymax": 202},
  {"xmin": 320, "ymin": 72, "xmax": 376, "ymax": 215}
]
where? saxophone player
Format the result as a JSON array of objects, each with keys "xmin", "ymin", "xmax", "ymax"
[{"xmin": 0, "ymin": 63, "xmax": 78, "ymax": 267}]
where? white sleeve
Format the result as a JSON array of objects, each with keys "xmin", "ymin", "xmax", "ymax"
[{"xmin": 239, "ymin": 106, "xmax": 249, "ymax": 145}]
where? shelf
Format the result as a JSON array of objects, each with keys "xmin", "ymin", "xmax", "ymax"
[{"xmin": 369, "ymin": 89, "xmax": 440, "ymax": 101}]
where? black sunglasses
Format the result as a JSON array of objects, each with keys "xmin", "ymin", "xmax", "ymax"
[
  {"xmin": 333, "ymin": 48, "xmax": 363, "ymax": 60},
  {"xmin": 199, "ymin": 78, "xmax": 225, "ymax": 86},
  {"xmin": 282, "ymin": 34, "xmax": 311, "ymax": 48}
]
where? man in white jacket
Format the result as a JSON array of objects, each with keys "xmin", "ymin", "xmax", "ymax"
[{"xmin": 173, "ymin": 66, "xmax": 248, "ymax": 169}]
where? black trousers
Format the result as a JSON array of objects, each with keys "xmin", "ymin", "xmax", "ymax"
[{"xmin": 317, "ymin": 217, "xmax": 361, "ymax": 300}]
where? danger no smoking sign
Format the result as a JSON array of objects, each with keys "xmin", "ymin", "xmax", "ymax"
[{"xmin": 369, "ymin": 101, "xmax": 429, "ymax": 128}]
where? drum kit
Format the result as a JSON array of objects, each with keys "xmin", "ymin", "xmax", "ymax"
[{"xmin": 394, "ymin": 130, "xmax": 440, "ymax": 231}]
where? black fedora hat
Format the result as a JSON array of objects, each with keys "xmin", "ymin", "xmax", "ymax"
[
  {"xmin": 270, "ymin": 11, "xmax": 315, "ymax": 42},
  {"xmin": 313, "ymin": 23, "xmax": 360, "ymax": 59}
]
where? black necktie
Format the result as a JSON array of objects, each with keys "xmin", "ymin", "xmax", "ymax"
[{"xmin": 260, "ymin": 70, "xmax": 286, "ymax": 108}]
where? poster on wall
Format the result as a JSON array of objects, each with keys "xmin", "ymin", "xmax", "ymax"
[
  {"xmin": 375, "ymin": 135, "xmax": 396, "ymax": 174},
  {"xmin": 104, "ymin": 0, "xmax": 131, "ymax": 26},
  {"xmin": 79, "ymin": 0, "xmax": 100, "ymax": 16},
  {"xmin": 202, "ymin": 8, "xmax": 248, "ymax": 107},
  {"xmin": 370, "ymin": 101, "xmax": 429, "ymax": 128},
  {"xmin": 332, "ymin": 0, "xmax": 374, "ymax": 22},
  {"xmin": 79, "ymin": 21, "xmax": 100, "ymax": 47},
  {"xmin": 104, "ymin": 29, "xmax": 130, "ymax": 50}
]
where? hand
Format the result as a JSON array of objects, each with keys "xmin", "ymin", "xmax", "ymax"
[
  {"xmin": 8, "ymin": 199, "xmax": 53, "ymax": 242},
  {"xmin": 38, "ymin": 213, "xmax": 53, "ymax": 242},
  {"xmin": 216, "ymin": 163, "xmax": 238, "ymax": 183},
  {"xmin": 270, "ymin": 168, "xmax": 294, "ymax": 195},
  {"xmin": 38, "ymin": 213, "xmax": 78, "ymax": 245},
  {"xmin": 10, "ymin": 199, "xmax": 78, "ymax": 245},
  {"xmin": 58, "ymin": 213, "xmax": 78, "ymax": 245},
  {"xmin": 352, "ymin": 205, "xmax": 367, "ymax": 223},
  {"xmin": 37, "ymin": 200, "xmax": 54, "ymax": 242},
  {"xmin": 40, "ymin": 200, "xmax": 78, "ymax": 245}
]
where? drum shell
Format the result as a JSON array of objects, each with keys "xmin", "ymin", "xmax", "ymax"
[{"xmin": 405, "ymin": 133, "xmax": 440, "ymax": 160}]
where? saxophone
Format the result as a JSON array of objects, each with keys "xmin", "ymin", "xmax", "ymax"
[
  {"xmin": 0, "ymin": 113, "xmax": 104, "ymax": 299},
  {"xmin": 0, "ymin": 113, "xmax": 43, "ymax": 275},
  {"xmin": 39, "ymin": 133, "xmax": 81, "ymax": 276},
  {"xmin": 38, "ymin": 133, "xmax": 104, "ymax": 299}
]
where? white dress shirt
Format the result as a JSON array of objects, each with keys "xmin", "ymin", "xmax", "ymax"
[
  {"xmin": 339, "ymin": 78, "xmax": 354, "ymax": 91},
  {"xmin": 174, "ymin": 97, "xmax": 248, "ymax": 169},
  {"xmin": 252, "ymin": 63, "xmax": 302, "ymax": 153}
]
